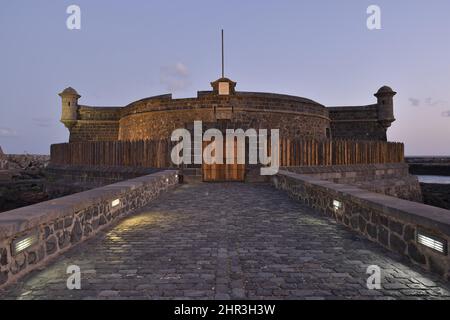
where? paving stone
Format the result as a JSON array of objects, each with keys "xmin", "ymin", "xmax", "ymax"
[{"xmin": 1, "ymin": 183, "xmax": 450, "ymax": 300}]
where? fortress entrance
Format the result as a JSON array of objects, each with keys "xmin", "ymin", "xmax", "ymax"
[{"xmin": 202, "ymin": 139, "xmax": 245, "ymax": 182}]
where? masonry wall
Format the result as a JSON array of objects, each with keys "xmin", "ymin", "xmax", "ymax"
[
  {"xmin": 68, "ymin": 106, "xmax": 120, "ymax": 142},
  {"xmin": 0, "ymin": 170, "xmax": 178, "ymax": 289},
  {"xmin": 328, "ymin": 105, "xmax": 388, "ymax": 141},
  {"xmin": 67, "ymin": 92, "xmax": 331, "ymax": 142},
  {"xmin": 45, "ymin": 165, "xmax": 163, "ymax": 195},
  {"xmin": 64, "ymin": 91, "xmax": 395, "ymax": 143},
  {"xmin": 283, "ymin": 163, "xmax": 422, "ymax": 202},
  {"xmin": 273, "ymin": 171, "xmax": 450, "ymax": 280}
]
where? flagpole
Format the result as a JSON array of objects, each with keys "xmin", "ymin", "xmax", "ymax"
[{"xmin": 221, "ymin": 29, "xmax": 224, "ymax": 78}]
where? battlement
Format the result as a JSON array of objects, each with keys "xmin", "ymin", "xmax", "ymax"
[{"xmin": 58, "ymin": 82, "xmax": 395, "ymax": 143}]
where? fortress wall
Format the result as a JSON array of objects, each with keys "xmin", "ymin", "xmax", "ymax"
[
  {"xmin": 329, "ymin": 105, "xmax": 387, "ymax": 141},
  {"xmin": 117, "ymin": 92, "xmax": 330, "ymax": 141},
  {"xmin": 67, "ymin": 106, "xmax": 120, "ymax": 142},
  {"xmin": 69, "ymin": 121, "xmax": 119, "ymax": 142},
  {"xmin": 118, "ymin": 109, "xmax": 329, "ymax": 141}
]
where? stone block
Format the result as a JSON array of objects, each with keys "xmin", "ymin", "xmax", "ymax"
[
  {"xmin": 379, "ymin": 215, "xmax": 388, "ymax": 227},
  {"xmin": 46, "ymin": 235, "xmax": 58, "ymax": 255},
  {"xmin": 408, "ymin": 243, "xmax": 426, "ymax": 265},
  {"xmin": 0, "ymin": 247, "xmax": 7, "ymax": 266},
  {"xmin": 58, "ymin": 231, "xmax": 71, "ymax": 249},
  {"xmin": 404, "ymin": 225, "xmax": 415, "ymax": 242},
  {"xmin": 428, "ymin": 256, "xmax": 446, "ymax": 276},
  {"xmin": 0, "ymin": 271, "xmax": 8, "ymax": 286},
  {"xmin": 389, "ymin": 233, "xmax": 406, "ymax": 254},
  {"xmin": 70, "ymin": 219, "xmax": 83, "ymax": 244},
  {"xmin": 389, "ymin": 220, "xmax": 404, "ymax": 236},
  {"xmin": 367, "ymin": 224, "xmax": 377, "ymax": 239},
  {"xmin": 378, "ymin": 226, "xmax": 389, "ymax": 247}
]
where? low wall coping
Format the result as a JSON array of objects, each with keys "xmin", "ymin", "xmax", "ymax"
[
  {"xmin": 279, "ymin": 170, "xmax": 450, "ymax": 235},
  {"xmin": 282, "ymin": 163, "xmax": 408, "ymax": 174},
  {"xmin": 0, "ymin": 170, "xmax": 177, "ymax": 240}
]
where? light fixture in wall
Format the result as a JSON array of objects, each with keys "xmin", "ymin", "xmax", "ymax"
[
  {"xmin": 111, "ymin": 199, "xmax": 120, "ymax": 208},
  {"xmin": 11, "ymin": 231, "xmax": 39, "ymax": 256},
  {"xmin": 166, "ymin": 178, "xmax": 169, "ymax": 183},
  {"xmin": 417, "ymin": 230, "xmax": 447, "ymax": 255},
  {"xmin": 333, "ymin": 200, "xmax": 342, "ymax": 211}
]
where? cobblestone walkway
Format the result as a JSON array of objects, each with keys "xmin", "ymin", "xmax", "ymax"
[{"xmin": 1, "ymin": 183, "xmax": 450, "ymax": 300}]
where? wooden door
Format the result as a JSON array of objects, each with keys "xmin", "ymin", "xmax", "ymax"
[{"xmin": 202, "ymin": 139, "xmax": 245, "ymax": 182}]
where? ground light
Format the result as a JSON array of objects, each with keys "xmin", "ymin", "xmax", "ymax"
[
  {"xmin": 11, "ymin": 231, "xmax": 38, "ymax": 256},
  {"xmin": 333, "ymin": 200, "xmax": 342, "ymax": 211},
  {"xmin": 111, "ymin": 199, "xmax": 120, "ymax": 208},
  {"xmin": 417, "ymin": 230, "xmax": 448, "ymax": 254}
]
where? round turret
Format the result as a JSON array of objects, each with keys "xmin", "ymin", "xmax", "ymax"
[
  {"xmin": 374, "ymin": 85, "xmax": 396, "ymax": 129},
  {"xmin": 59, "ymin": 87, "xmax": 81, "ymax": 129}
]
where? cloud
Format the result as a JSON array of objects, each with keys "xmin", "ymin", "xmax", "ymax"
[
  {"xmin": 409, "ymin": 98, "xmax": 421, "ymax": 107},
  {"xmin": 409, "ymin": 97, "xmax": 449, "ymax": 108},
  {"xmin": 0, "ymin": 127, "xmax": 18, "ymax": 137},
  {"xmin": 160, "ymin": 62, "xmax": 191, "ymax": 92},
  {"xmin": 424, "ymin": 97, "xmax": 448, "ymax": 108},
  {"xmin": 32, "ymin": 117, "xmax": 52, "ymax": 128},
  {"xmin": 442, "ymin": 111, "xmax": 450, "ymax": 117}
]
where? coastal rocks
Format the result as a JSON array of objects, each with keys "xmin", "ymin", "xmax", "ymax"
[
  {"xmin": 0, "ymin": 152, "xmax": 51, "ymax": 213},
  {"xmin": 420, "ymin": 183, "xmax": 450, "ymax": 210}
]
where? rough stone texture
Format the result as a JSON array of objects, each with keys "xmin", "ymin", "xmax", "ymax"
[
  {"xmin": 419, "ymin": 183, "xmax": 450, "ymax": 211},
  {"xmin": 284, "ymin": 164, "xmax": 423, "ymax": 202},
  {"xmin": 0, "ymin": 170, "xmax": 178, "ymax": 289},
  {"xmin": 61, "ymin": 83, "xmax": 394, "ymax": 143},
  {"xmin": 273, "ymin": 171, "xmax": 450, "ymax": 281},
  {"xmin": 328, "ymin": 105, "xmax": 388, "ymax": 141},
  {"xmin": 44, "ymin": 165, "xmax": 164, "ymax": 196},
  {"xmin": 0, "ymin": 183, "xmax": 449, "ymax": 300}
]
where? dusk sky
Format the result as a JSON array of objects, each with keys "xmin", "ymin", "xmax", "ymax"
[{"xmin": 0, "ymin": 0, "xmax": 449, "ymax": 155}]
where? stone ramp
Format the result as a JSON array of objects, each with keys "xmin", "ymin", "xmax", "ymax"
[{"xmin": 1, "ymin": 183, "xmax": 450, "ymax": 300}]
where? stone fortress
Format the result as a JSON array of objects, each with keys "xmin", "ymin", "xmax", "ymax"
[
  {"xmin": 3, "ymin": 75, "xmax": 450, "ymax": 293},
  {"xmin": 59, "ymin": 77, "xmax": 396, "ymax": 143}
]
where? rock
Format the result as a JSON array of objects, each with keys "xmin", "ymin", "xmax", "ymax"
[
  {"xmin": 389, "ymin": 220, "xmax": 404, "ymax": 236},
  {"xmin": 367, "ymin": 223, "xmax": 377, "ymax": 239},
  {"xmin": 389, "ymin": 233, "xmax": 406, "ymax": 254},
  {"xmin": 0, "ymin": 271, "xmax": 8, "ymax": 286},
  {"xmin": 64, "ymin": 217, "xmax": 73, "ymax": 228},
  {"xmin": 378, "ymin": 226, "xmax": 389, "ymax": 247},
  {"xmin": 70, "ymin": 219, "xmax": 83, "ymax": 244},
  {"xmin": 46, "ymin": 235, "xmax": 58, "ymax": 255},
  {"xmin": 10, "ymin": 253, "xmax": 27, "ymax": 274},
  {"xmin": 58, "ymin": 231, "xmax": 71, "ymax": 249},
  {"xmin": 27, "ymin": 251, "xmax": 37, "ymax": 265},
  {"xmin": 408, "ymin": 243, "xmax": 426, "ymax": 265},
  {"xmin": 99, "ymin": 215, "xmax": 107, "ymax": 226},
  {"xmin": 428, "ymin": 256, "xmax": 446, "ymax": 276},
  {"xmin": 404, "ymin": 225, "xmax": 415, "ymax": 242},
  {"xmin": 0, "ymin": 247, "xmax": 8, "ymax": 266}
]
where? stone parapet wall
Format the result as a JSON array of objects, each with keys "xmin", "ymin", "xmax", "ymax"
[
  {"xmin": 283, "ymin": 163, "xmax": 422, "ymax": 201},
  {"xmin": 273, "ymin": 170, "xmax": 450, "ymax": 280},
  {"xmin": 328, "ymin": 105, "xmax": 387, "ymax": 141},
  {"xmin": 45, "ymin": 165, "xmax": 163, "ymax": 190},
  {"xmin": 0, "ymin": 170, "xmax": 178, "ymax": 289},
  {"xmin": 67, "ymin": 91, "xmax": 331, "ymax": 142},
  {"xmin": 118, "ymin": 92, "xmax": 330, "ymax": 141}
]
